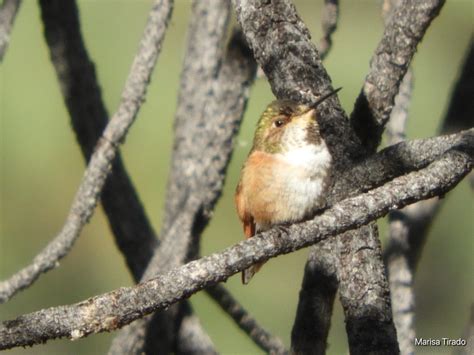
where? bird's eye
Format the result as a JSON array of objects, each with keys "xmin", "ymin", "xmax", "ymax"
[{"xmin": 274, "ymin": 119, "xmax": 284, "ymax": 127}]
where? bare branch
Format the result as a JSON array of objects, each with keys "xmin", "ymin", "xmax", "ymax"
[
  {"xmin": 0, "ymin": 147, "xmax": 471, "ymax": 350},
  {"xmin": 40, "ymin": 2, "xmax": 216, "ymax": 351},
  {"xmin": 39, "ymin": 0, "xmax": 157, "ymax": 282},
  {"xmin": 386, "ymin": 70, "xmax": 413, "ymax": 145},
  {"xmin": 384, "ymin": 40, "xmax": 474, "ymax": 354},
  {"xmin": 232, "ymin": 0, "xmax": 361, "ymax": 166},
  {"xmin": 161, "ymin": 0, "xmax": 233, "ymax": 234},
  {"xmin": 109, "ymin": 1, "xmax": 257, "ymax": 352},
  {"xmin": 351, "ymin": 0, "xmax": 445, "ymax": 151},
  {"xmin": 337, "ymin": 129, "xmax": 472, "ymax": 199},
  {"xmin": 206, "ymin": 284, "xmax": 288, "ymax": 354},
  {"xmin": 318, "ymin": 0, "xmax": 339, "ymax": 60},
  {"xmin": 384, "ymin": 64, "xmax": 417, "ymax": 355},
  {"xmin": 291, "ymin": 247, "xmax": 338, "ymax": 355},
  {"xmin": 232, "ymin": 1, "xmax": 409, "ymax": 352},
  {"xmin": 176, "ymin": 307, "xmax": 218, "ymax": 355},
  {"xmin": 0, "ymin": 0, "xmax": 21, "ymax": 61},
  {"xmin": 0, "ymin": 0, "xmax": 173, "ymax": 304}
]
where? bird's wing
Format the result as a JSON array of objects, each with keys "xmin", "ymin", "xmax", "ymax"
[{"xmin": 235, "ymin": 181, "xmax": 256, "ymax": 238}]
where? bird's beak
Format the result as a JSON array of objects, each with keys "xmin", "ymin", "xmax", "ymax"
[{"xmin": 309, "ymin": 87, "xmax": 342, "ymax": 110}]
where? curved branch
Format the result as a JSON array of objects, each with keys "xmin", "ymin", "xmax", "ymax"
[
  {"xmin": 0, "ymin": 147, "xmax": 471, "ymax": 350},
  {"xmin": 39, "ymin": 0, "xmax": 158, "ymax": 283},
  {"xmin": 206, "ymin": 285, "xmax": 288, "ymax": 354},
  {"xmin": 0, "ymin": 0, "xmax": 21, "ymax": 61},
  {"xmin": 351, "ymin": 0, "xmax": 445, "ymax": 151},
  {"xmin": 0, "ymin": 0, "xmax": 173, "ymax": 304}
]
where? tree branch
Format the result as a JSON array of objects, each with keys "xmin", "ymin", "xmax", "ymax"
[
  {"xmin": 0, "ymin": 0, "xmax": 172, "ymax": 304},
  {"xmin": 0, "ymin": 147, "xmax": 471, "ymax": 350},
  {"xmin": 0, "ymin": 0, "xmax": 21, "ymax": 61},
  {"xmin": 351, "ymin": 0, "xmax": 445, "ymax": 151},
  {"xmin": 318, "ymin": 0, "xmax": 338, "ymax": 60},
  {"xmin": 39, "ymin": 0, "xmax": 158, "ymax": 283},
  {"xmin": 109, "ymin": 1, "xmax": 257, "ymax": 352},
  {"xmin": 384, "ymin": 40, "xmax": 474, "ymax": 354},
  {"xmin": 206, "ymin": 285, "xmax": 288, "ymax": 354},
  {"xmin": 40, "ymin": 2, "xmax": 217, "ymax": 352},
  {"xmin": 233, "ymin": 1, "xmax": 414, "ymax": 352},
  {"xmin": 291, "ymin": 246, "xmax": 338, "ymax": 355}
]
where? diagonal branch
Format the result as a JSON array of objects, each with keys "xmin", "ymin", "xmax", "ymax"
[
  {"xmin": 351, "ymin": 0, "xmax": 445, "ymax": 152},
  {"xmin": 40, "ymin": 2, "xmax": 217, "ymax": 351},
  {"xmin": 109, "ymin": 1, "xmax": 257, "ymax": 352},
  {"xmin": 0, "ymin": 0, "xmax": 173, "ymax": 304},
  {"xmin": 39, "ymin": 0, "xmax": 157, "ymax": 283},
  {"xmin": 232, "ymin": 1, "xmax": 400, "ymax": 353},
  {"xmin": 0, "ymin": 147, "xmax": 471, "ymax": 351},
  {"xmin": 206, "ymin": 285, "xmax": 288, "ymax": 354},
  {"xmin": 0, "ymin": 0, "xmax": 21, "ymax": 61}
]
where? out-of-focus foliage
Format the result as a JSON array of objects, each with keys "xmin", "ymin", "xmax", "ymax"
[{"xmin": 0, "ymin": 1, "xmax": 472, "ymax": 354}]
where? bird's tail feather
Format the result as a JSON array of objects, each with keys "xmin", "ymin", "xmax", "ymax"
[{"xmin": 242, "ymin": 262, "xmax": 265, "ymax": 284}]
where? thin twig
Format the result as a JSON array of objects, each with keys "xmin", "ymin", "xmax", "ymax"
[
  {"xmin": 318, "ymin": 0, "xmax": 339, "ymax": 60},
  {"xmin": 0, "ymin": 147, "xmax": 471, "ymax": 350},
  {"xmin": 0, "ymin": 0, "xmax": 173, "ymax": 304},
  {"xmin": 0, "ymin": 0, "xmax": 21, "ymax": 61},
  {"xmin": 351, "ymin": 0, "xmax": 446, "ymax": 152},
  {"xmin": 206, "ymin": 284, "xmax": 288, "ymax": 354}
]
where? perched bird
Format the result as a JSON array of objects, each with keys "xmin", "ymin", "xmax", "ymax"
[{"xmin": 235, "ymin": 88, "xmax": 340, "ymax": 284}]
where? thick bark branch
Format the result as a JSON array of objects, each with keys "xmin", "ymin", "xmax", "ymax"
[
  {"xmin": 109, "ymin": 1, "xmax": 257, "ymax": 352},
  {"xmin": 0, "ymin": 148, "xmax": 471, "ymax": 350},
  {"xmin": 351, "ymin": 0, "xmax": 445, "ymax": 151},
  {"xmin": 0, "ymin": 0, "xmax": 21, "ymax": 61},
  {"xmin": 337, "ymin": 129, "xmax": 472, "ymax": 200},
  {"xmin": 206, "ymin": 285, "xmax": 288, "ymax": 354},
  {"xmin": 233, "ymin": 0, "xmax": 362, "ymax": 166},
  {"xmin": 232, "ymin": 1, "xmax": 442, "ymax": 352},
  {"xmin": 0, "ymin": 0, "xmax": 172, "ymax": 304}
]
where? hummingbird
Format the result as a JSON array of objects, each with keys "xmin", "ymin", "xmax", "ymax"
[{"xmin": 235, "ymin": 88, "xmax": 341, "ymax": 284}]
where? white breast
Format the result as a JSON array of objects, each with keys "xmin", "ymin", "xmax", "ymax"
[{"xmin": 270, "ymin": 143, "xmax": 332, "ymax": 224}]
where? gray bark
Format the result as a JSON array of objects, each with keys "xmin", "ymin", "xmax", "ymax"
[
  {"xmin": 109, "ymin": 1, "xmax": 257, "ymax": 353},
  {"xmin": 0, "ymin": 0, "xmax": 173, "ymax": 304},
  {"xmin": 0, "ymin": 146, "xmax": 471, "ymax": 350}
]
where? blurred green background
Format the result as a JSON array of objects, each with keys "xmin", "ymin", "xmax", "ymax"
[{"xmin": 0, "ymin": 1, "xmax": 472, "ymax": 354}]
